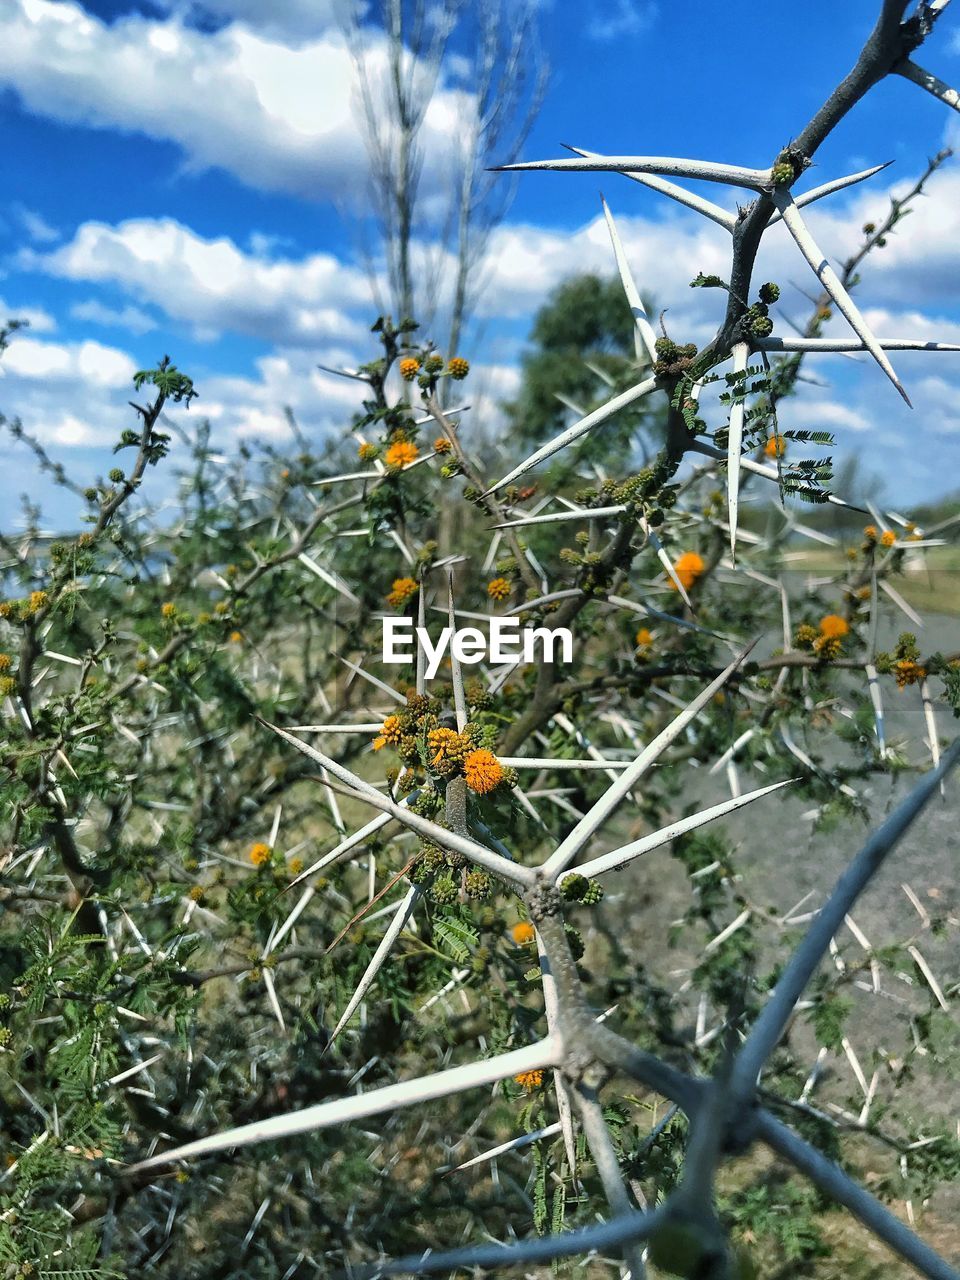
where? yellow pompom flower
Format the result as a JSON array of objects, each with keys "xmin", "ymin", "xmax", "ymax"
[
  {"xmin": 229, "ymin": 630, "xmax": 243, "ymax": 643},
  {"xmin": 27, "ymin": 590, "xmax": 48, "ymax": 614},
  {"xmin": 669, "ymin": 551, "xmax": 705, "ymax": 591},
  {"xmin": 433, "ymin": 436, "xmax": 452, "ymax": 454},
  {"xmin": 386, "ymin": 577, "xmax": 419, "ymax": 609},
  {"xmin": 880, "ymin": 530, "xmax": 896, "ymax": 548},
  {"xmin": 764, "ymin": 433, "xmax": 786, "ymax": 459},
  {"xmin": 863, "ymin": 525, "xmax": 878, "ymax": 542},
  {"xmin": 399, "ymin": 357, "xmax": 420, "ymax": 381},
  {"xmin": 487, "ymin": 577, "xmax": 511, "ymax": 602},
  {"xmin": 514, "ymin": 1069, "xmax": 544, "ymax": 1090},
  {"xmin": 0, "ymin": 655, "xmax": 10, "ymax": 672},
  {"xmin": 447, "ymin": 357, "xmax": 470, "ymax": 380},
  {"xmin": 161, "ymin": 602, "xmax": 176, "ymax": 619},
  {"xmin": 372, "ymin": 714, "xmax": 404, "ymax": 751},
  {"xmin": 894, "ymin": 659, "xmax": 927, "ymax": 689},
  {"xmin": 818, "ymin": 614, "xmax": 849, "ymax": 640},
  {"xmin": 635, "ymin": 627, "xmax": 653, "ymax": 648},
  {"xmin": 249, "ymin": 842, "xmax": 271, "ymax": 867},
  {"xmin": 511, "ymin": 921, "xmax": 536, "ymax": 946},
  {"xmin": 358, "ymin": 441, "xmax": 378, "ymax": 461},
  {"xmin": 385, "ymin": 440, "xmax": 419, "ymax": 469},
  {"xmin": 464, "ymin": 748, "xmax": 505, "ymax": 794}
]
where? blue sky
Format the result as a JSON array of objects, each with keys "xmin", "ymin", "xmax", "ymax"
[{"xmin": 1, "ymin": 0, "xmax": 960, "ymax": 526}]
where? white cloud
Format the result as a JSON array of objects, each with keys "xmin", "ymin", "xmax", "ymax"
[
  {"xmin": 587, "ymin": 0, "xmax": 657, "ymax": 42},
  {"xmin": 25, "ymin": 217, "xmax": 375, "ymax": 346},
  {"xmin": 159, "ymin": 0, "xmax": 353, "ymax": 42},
  {"xmin": 10, "ymin": 204, "xmax": 60, "ymax": 244},
  {"xmin": 0, "ymin": 0, "xmax": 472, "ymax": 205},
  {"xmin": 1, "ymin": 335, "xmax": 136, "ymax": 386},
  {"xmin": 70, "ymin": 299, "xmax": 158, "ymax": 335},
  {"xmin": 0, "ymin": 297, "xmax": 56, "ymax": 333}
]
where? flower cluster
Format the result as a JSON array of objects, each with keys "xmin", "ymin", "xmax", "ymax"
[
  {"xmin": 513, "ymin": 1069, "xmax": 544, "ymax": 1091},
  {"xmin": 385, "ymin": 439, "xmax": 418, "ymax": 469},
  {"xmin": 670, "ymin": 551, "xmax": 705, "ymax": 591},
  {"xmin": 371, "ymin": 693, "xmax": 509, "ymax": 796},
  {"xmin": 877, "ymin": 633, "xmax": 928, "ymax": 690},
  {"xmin": 386, "ymin": 577, "xmax": 419, "ymax": 609}
]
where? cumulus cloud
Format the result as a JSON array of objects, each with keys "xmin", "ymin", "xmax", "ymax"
[
  {"xmin": 0, "ymin": 0, "xmax": 472, "ymax": 205},
  {"xmin": 1, "ymin": 335, "xmax": 136, "ymax": 387},
  {"xmin": 587, "ymin": 1, "xmax": 657, "ymax": 43},
  {"xmin": 157, "ymin": 0, "xmax": 352, "ymax": 41},
  {"xmin": 70, "ymin": 299, "xmax": 159, "ymax": 335},
  {"xmin": 24, "ymin": 217, "xmax": 375, "ymax": 346},
  {"xmin": 9, "ymin": 203, "xmax": 60, "ymax": 245},
  {"xmin": 0, "ymin": 297, "xmax": 57, "ymax": 333}
]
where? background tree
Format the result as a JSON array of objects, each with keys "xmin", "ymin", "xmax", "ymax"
[
  {"xmin": 339, "ymin": 0, "xmax": 548, "ymax": 362},
  {"xmin": 501, "ymin": 272, "xmax": 668, "ymax": 467}
]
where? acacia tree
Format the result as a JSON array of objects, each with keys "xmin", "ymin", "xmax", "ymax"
[{"xmin": 3, "ymin": 4, "xmax": 960, "ymax": 1279}]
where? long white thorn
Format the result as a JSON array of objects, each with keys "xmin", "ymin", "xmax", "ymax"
[
  {"xmin": 772, "ymin": 189, "xmax": 911, "ymax": 405},
  {"xmin": 485, "ymin": 377, "xmax": 658, "ymax": 495},
  {"xmin": 492, "ymin": 504, "xmax": 626, "ymax": 530},
  {"xmin": 326, "ymin": 886, "xmax": 422, "ymax": 1049},
  {"xmin": 130, "ymin": 1037, "xmax": 562, "ymax": 1172},
  {"xmin": 542, "ymin": 643, "xmax": 756, "ymax": 878},
  {"xmin": 566, "ymin": 779, "xmax": 795, "ymax": 882},
  {"xmin": 601, "ymin": 196, "xmax": 658, "ymax": 363},
  {"xmin": 754, "ymin": 337, "xmax": 960, "ymax": 353},
  {"xmin": 564, "ymin": 144, "xmax": 735, "ymax": 230},
  {"xmin": 896, "ymin": 59, "xmax": 960, "ymax": 113},
  {"xmin": 767, "ymin": 162, "xmax": 893, "ymax": 225},
  {"xmin": 260, "ymin": 721, "xmax": 535, "ymax": 887},
  {"xmin": 496, "ymin": 152, "xmax": 772, "ymax": 191}
]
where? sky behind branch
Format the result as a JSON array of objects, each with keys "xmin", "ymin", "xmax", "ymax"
[{"xmin": 1, "ymin": 0, "xmax": 959, "ymax": 523}]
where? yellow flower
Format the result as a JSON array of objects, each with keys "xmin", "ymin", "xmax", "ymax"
[
  {"xmin": 386, "ymin": 577, "xmax": 419, "ymax": 609},
  {"xmin": 511, "ymin": 921, "xmax": 536, "ymax": 946},
  {"xmin": 447, "ymin": 356, "xmax": 470, "ymax": 380},
  {"xmin": 433, "ymin": 436, "xmax": 452, "ymax": 454},
  {"xmin": 487, "ymin": 577, "xmax": 511, "ymax": 602},
  {"xmin": 514, "ymin": 1069, "xmax": 543, "ymax": 1090},
  {"xmin": 249, "ymin": 842, "xmax": 271, "ymax": 866},
  {"xmin": 188, "ymin": 886, "xmax": 204, "ymax": 902},
  {"xmin": 358, "ymin": 441, "xmax": 378, "ymax": 461},
  {"xmin": 372, "ymin": 714, "xmax": 404, "ymax": 751},
  {"xmin": 863, "ymin": 525, "xmax": 878, "ymax": 542},
  {"xmin": 0, "ymin": 676, "xmax": 15, "ymax": 697},
  {"xmin": 818, "ymin": 614, "xmax": 849, "ymax": 640},
  {"xmin": 880, "ymin": 530, "xmax": 896, "ymax": 548},
  {"xmin": 669, "ymin": 551, "xmax": 705, "ymax": 591},
  {"xmin": 385, "ymin": 440, "xmax": 419, "ymax": 469},
  {"xmin": 161, "ymin": 602, "xmax": 176, "ymax": 619},
  {"xmin": 464, "ymin": 748, "xmax": 505, "ymax": 794},
  {"xmin": 0, "ymin": 655, "xmax": 10, "ymax": 672},
  {"xmin": 428, "ymin": 726, "xmax": 462, "ymax": 769},
  {"xmin": 764, "ymin": 433, "xmax": 786, "ymax": 459},
  {"xmin": 399, "ymin": 357, "xmax": 421, "ymax": 381},
  {"xmin": 635, "ymin": 628, "xmax": 653, "ymax": 648},
  {"xmin": 229, "ymin": 630, "xmax": 243, "ymax": 643},
  {"xmin": 795, "ymin": 623, "xmax": 818, "ymax": 649},
  {"xmin": 894, "ymin": 659, "xmax": 926, "ymax": 689},
  {"xmin": 288, "ymin": 857, "xmax": 304, "ymax": 877},
  {"xmin": 27, "ymin": 590, "xmax": 48, "ymax": 614}
]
